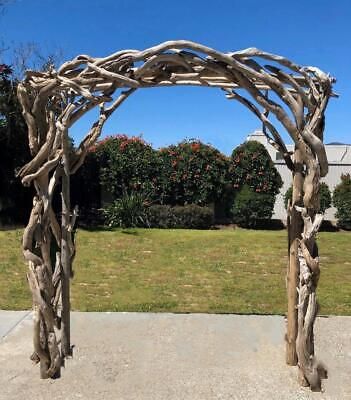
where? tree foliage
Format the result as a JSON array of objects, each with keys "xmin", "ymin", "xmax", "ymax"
[
  {"xmin": 333, "ymin": 173, "xmax": 351, "ymax": 230},
  {"xmin": 0, "ymin": 64, "xmax": 32, "ymax": 223},
  {"xmin": 92, "ymin": 134, "xmax": 160, "ymax": 199},
  {"xmin": 156, "ymin": 139, "xmax": 230, "ymax": 206},
  {"xmin": 0, "ymin": 49, "xmax": 64, "ymax": 224},
  {"xmin": 284, "ymin": 182, "xmax": 332, "ymax": 213},
  {"xmin": 230, "ymin": 140, "xmax": 282, "ymax": 194},
  {"xmin": 229, "ymin": 140, "xmax": 282, "ymax": 227},
  {"xmin": 230, "ymin": 184, "xmax": 276, "ymax": 228}
]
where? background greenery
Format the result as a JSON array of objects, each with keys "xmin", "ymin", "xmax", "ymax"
[
  {"xmin": 333, "ymin": 173, "xmax": 351, "ymax": 230},
  {"xmin": 0, "ymin": 64, "xmax": 33, "ymax": 224},
  {"xmin": 284, "ymin": 182, "xmax": 332, "ymax": 213},
  {"xmin": 2, "ymin": 64, "xmax": 349, "ymax": 230},
  {"xmin": 77, "ymin": 137, "xmax": 285, "ymax": 228}
]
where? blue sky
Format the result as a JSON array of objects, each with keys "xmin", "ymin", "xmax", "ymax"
[{"xmin": 1, "ymin": 0, "xmax": 350, "ymax": 154}]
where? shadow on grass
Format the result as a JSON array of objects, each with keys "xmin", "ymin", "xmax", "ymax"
[
  {"xmin": 237, "ymin": 220, "xmax": 340, "ymax": 232},
  {"xmin": 77, "ymin": 220, "xmax": 341, "ymax": 233},
  {"xmin": 121, "ymin": 229, "xmax": 139, "ymax": 236},
  {"xmin": 233, "ymin": 219, "xmax": 286, "ymax": 231},
  {"xmin": 78, "ymin": 224, "xmax": 113, "ymax": 232},
  {"xmin": 320, "ymin": 221, "xmax": 339, "ymax": 232},
  {"xmin": 0, "ymin": 224, "xmax": 25, "ymax": 231}
]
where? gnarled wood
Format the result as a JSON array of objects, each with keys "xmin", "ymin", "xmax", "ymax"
[
  {"xmin": 295, "ymin": 206, "xmax": 327, "ymax": 390},
  {"xmin": 18, "ymin": 40, "xmax": 334, "ymax": 389}
]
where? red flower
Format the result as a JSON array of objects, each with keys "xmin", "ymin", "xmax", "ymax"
[
  {"xmin": 191, "ymin": 143, "xmax": 201, "ymax": 152},
  {"xmin": 119, "ymin": 141, "xmax": 128, "ymax": 151}
]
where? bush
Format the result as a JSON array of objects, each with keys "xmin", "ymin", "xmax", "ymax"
[
  {"xmin": 231, "ymin": 185, "xmax": 275, "ymax": 228},
  {"xmin": 230, "ymin": 140, "xmax": 282, "ymax": 195},
  {"xmin": 71, "ymin": 151, "xmax": 101, "ymax": 215},
  {"xmin": 333, "ymin": 174, "xmax": 351, "ymax": 230},
  {"xmin": 284, "ymin": 182, "xmax": 332, "ymax": 212},
  {"xmin": 103, "ymin": 192, "xmax": 150, "ymax": 228},
  {"xmin": 0, "ymin": 64, "xmax": 33, "ymax": 224},
  {"xmin": 156, "ymin": 139, "xmax": 230, "ymax": 206},
  {"xmin": 229, "ymin": 141, "xmax": 282, "ymax": 228},
  {"xmin": 147, "ymin": 205, "xmax": 174, "ymax": 228},
  {"xmin": 172, "ymin": 204, "xmax": 214, "ymax": 229},
  {"xmin": 92, "ymin": 134, "xmax": 161, "ymax": 200},
  {"xmin": 148, "ymin": 204, "xmax": 214, "ymax": 229}
]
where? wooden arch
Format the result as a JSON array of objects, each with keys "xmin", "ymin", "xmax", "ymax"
[{"xmin": 17, "ymin": 40, "xmax": 335, "ymax": 390}]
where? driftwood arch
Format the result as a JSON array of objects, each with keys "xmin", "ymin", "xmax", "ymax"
[{"xmin": 18, "ymin": 40, "xmax": 335, "ymax": 390}]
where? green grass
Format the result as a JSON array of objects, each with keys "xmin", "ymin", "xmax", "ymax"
[{"xmin": 0, "ymin": 228, "xmax": 350, "ymax": 315}]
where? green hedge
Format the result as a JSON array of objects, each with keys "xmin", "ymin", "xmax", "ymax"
[
  {"xmin": 103, "ymin": 193, "xmax": 214, "ymax": 230},
  {"xmin": 231, "ymin": 185, "xmax": 275, "ymax": 228},
  {"xmin": 284, "ymin": 182, "xmax": 332, "ymax": 212},
  {"xmin": 333, "ymin": 174, "xmax": 351, "ymax": 230},
  {"xmin": 147, "ymin": 205, "xmax": 174, "ymax": 228},
  {"xmin": 229, "ymin": 141, "xmax": 282, "ymax": 228},
  {"xmin": 148, "ymin": 204, "xmax": 214, "ymax": 229}
]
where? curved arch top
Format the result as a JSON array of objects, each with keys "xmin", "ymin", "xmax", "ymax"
[{"xmin": 18, "ymin": 40, "xmax": 335, "ymax": 196}]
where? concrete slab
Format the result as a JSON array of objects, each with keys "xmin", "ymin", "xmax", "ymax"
[
  {"xmin": 0, "ymin": 313, "xmax": 350, "ymax": 400},
  {"xmin": 0, "ymin": 310, "xmax": 31, "ymax": 340}
]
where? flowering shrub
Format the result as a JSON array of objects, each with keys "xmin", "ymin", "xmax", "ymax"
[
  {"xmin": 75, "ymin": 136, "xmax": 284, "ymax": 228},
  {"xmin": 230, "ymin": 140, "xmax": 282, "ymax": 194},
  {"xmin": 156, "ymin": 139, "xmax": 230, "ymax": 206},
  {"xmin": 92, "ymin": 134, "xmax": 161, "ymax": 199}
]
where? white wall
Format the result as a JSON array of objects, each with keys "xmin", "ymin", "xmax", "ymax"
[{"xmin": 246, "ymin": 131, "xmax": 351, "ymax": 222}]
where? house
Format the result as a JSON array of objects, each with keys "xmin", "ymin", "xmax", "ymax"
[{"xmin": 246, "ymin": 130, "xmax": 351, "ymax": 221}]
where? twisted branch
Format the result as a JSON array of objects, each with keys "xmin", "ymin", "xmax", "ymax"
[{"xmin": 18, "ymin": 40, "xmax": 334, "ymax": 388}]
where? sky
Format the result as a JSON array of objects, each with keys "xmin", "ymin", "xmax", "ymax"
[{"xmin": 1, "ymin": 0, "xmax": 350, "ymax": 154}]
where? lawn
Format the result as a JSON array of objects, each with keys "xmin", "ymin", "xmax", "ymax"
[{"xmin": 0, "ymin": 228, "xmax": 350, "ymax": 315}]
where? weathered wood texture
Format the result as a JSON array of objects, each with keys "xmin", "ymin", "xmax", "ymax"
[
  {"xmin": 17, "ymin": 40, "xmax": 334, "ymax": 389},
  {"xmin": 286, "ymin": 148, "xmax": 304, "ymax": 366}
]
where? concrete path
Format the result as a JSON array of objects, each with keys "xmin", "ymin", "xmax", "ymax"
[
  {"xmin": 0, "ymin": 312, "xmax": 350, "ymax": 400},
  {"xmin": 0, "ymin": 310, "xmax": 32, "ymax": 340}
]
